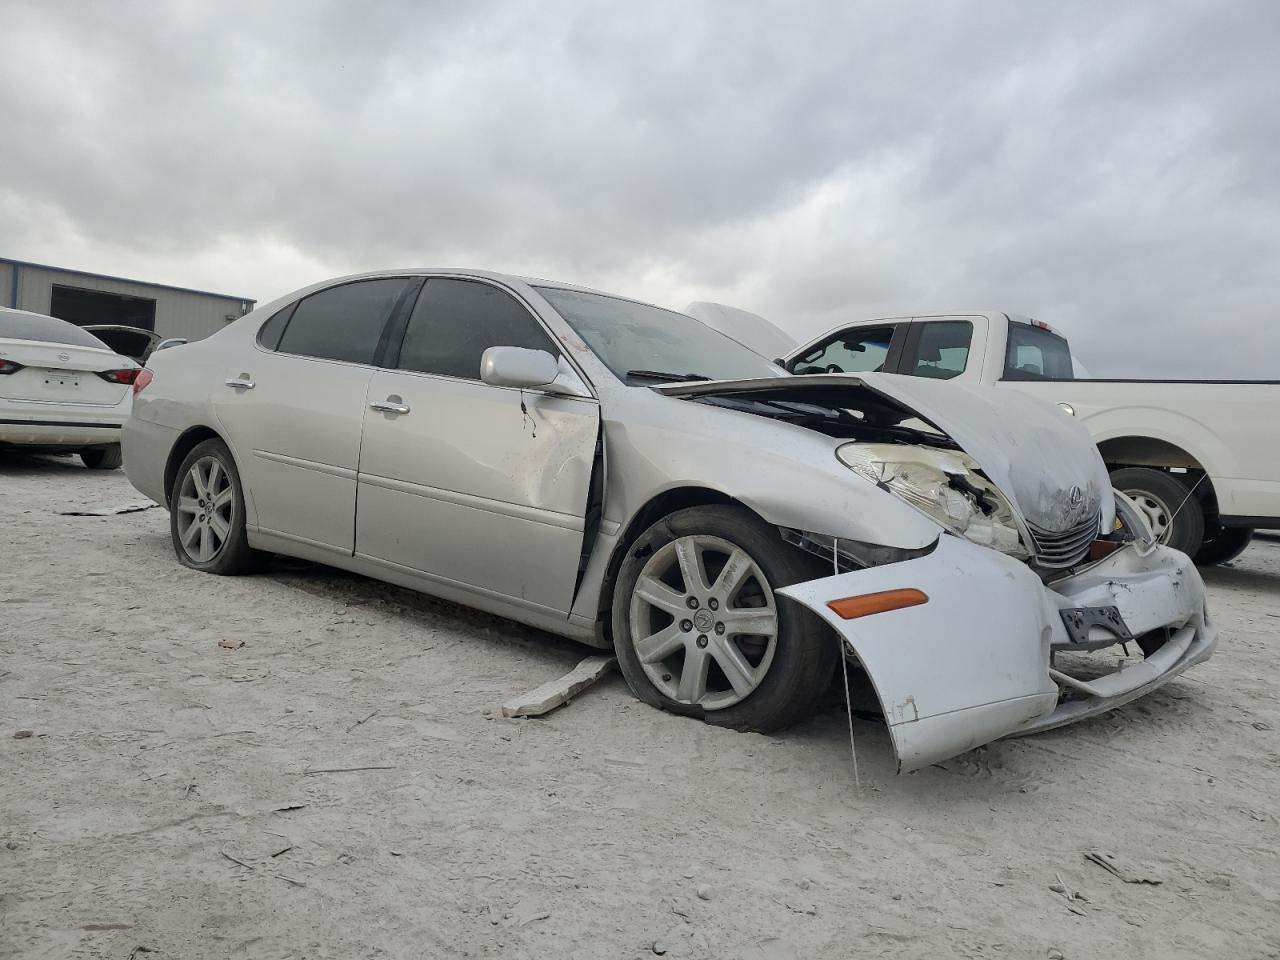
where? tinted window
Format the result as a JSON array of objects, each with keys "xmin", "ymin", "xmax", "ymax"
[
  {"xmin": 0, "ymin": 308, "xmax": 110, "ymax": 349},
  {"xmin": 257, "ymin": 303, "xmax": 295, "ymax": 350},
  {"xmin": 537, "ymin": 287, "xmax": 782, "ymax": 383},
  {"xmin": 277, "ymin": 279, "xmax": 408, "ymax": 364},
  {"xmin": 1004, "ymin": 323, "xmax": 1075, "ymax": 380},
  {"xmin": 791, "ymin": 326, "xmax": 898, "ymax": 375},
  {"xmin": 907, "ymin": 320, "xmax": 972, "ymax": 379},
  {"xmin": 398, "ymin": 279, "xmax": 557, "ymax": 379}
]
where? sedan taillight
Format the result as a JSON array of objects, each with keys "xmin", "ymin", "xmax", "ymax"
[
  {"xmin": 132, "ymin": 369, "xmax": 154, "ymax": 395},
  {"xmin": 97, "ymin": 368, "xmax": 141, "ymax": 385},
  {"xmin": 0, "ymin": 359, "xmax": 23, "ymax": 375}
]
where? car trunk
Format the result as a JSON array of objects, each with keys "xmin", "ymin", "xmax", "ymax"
[{"xmin": 0, "ymin": 340, "xmax": 131, "ymax": 406}]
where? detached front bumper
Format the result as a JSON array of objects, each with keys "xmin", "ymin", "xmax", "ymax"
[{"xmin": 778, "ymin": 536, "xmax": 1215, "ymax": 773}]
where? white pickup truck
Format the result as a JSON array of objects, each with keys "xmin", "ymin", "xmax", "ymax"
[{"xmin": 690, "ymin": 304, "xmax": 1280, "ymax": 565}]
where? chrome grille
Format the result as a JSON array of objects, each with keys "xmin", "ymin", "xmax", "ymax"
[{"xmin": 1026, "ymin": 509, "xmax": 1101, "ymax": 569}]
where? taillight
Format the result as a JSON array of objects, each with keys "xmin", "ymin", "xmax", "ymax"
[
  {"xmin": 0, "ymin": 358, "xmax": 23, "ymax": 375},
  {"xmin": 97, "ymin": 368, "xmax": 141, "ymax": 385},
  {"xmin": 132, "ymin": 369, "xmax": 154, "ymax": 395}
]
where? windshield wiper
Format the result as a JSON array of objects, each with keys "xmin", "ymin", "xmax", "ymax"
[{"xmin": 625, "ymin": 369, "xmax": 714, "ymax": 384}]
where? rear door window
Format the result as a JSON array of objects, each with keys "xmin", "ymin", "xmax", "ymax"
[
  {"xmin": 790, "ymin": 325, "xmax": 901, "ymax": 374},
  {"xmin": 395, "ymin": 278, "xmax": 557, "ymax": 380},
  {"xmin": 905, "ymin": 320, "xmax": 973, "ymax": 379},
  {"xmin": 276, "ymin": 278, "xmax": 410, "ymax": 365}
]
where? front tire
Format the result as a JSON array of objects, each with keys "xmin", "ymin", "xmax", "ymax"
[
  {"xmin": 170, "ymin": 438, "xmax": 262, "ymax": 575},
  {"xmin": 611, "ymin": 505, "xmax": 837, "ymax": 732},
  {"xmin": 80, "ymin": 444, "xmax": 123, "ymax": 470},
  {"xmin": 1194, "ymin": 524, "xmax": 1253, "ymax": 566},
  {"xmin": 1110, "ymin": 467, "xmax": 1205, "ymax": 557}
]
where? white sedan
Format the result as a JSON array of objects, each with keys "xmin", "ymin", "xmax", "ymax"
[{"xmin": 0, "ymin": 307, "xmax": 141, "ymax": 468}]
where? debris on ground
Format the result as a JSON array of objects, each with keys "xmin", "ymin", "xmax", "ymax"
[
  {"xmin": 57, "ymin": 500, "xmax": 159, "ymax": 517},
  {"xmin": 13, "ymin": 730, "xmax": 33, "ymax": 739},
  {"xmin": 218, "ymin": 638, "xmax": 244, "ymax": 650},
  {"xmin": 500, "ymin": 655, "xmax": 616, "ymax": 718},
  {"xmin": 1084, "ymin": 851, "xmax": 1164, "ymax": 885}
]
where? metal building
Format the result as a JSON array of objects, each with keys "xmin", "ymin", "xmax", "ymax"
[{"xmin": 0, "ymin": 256, "xmax": 255, "ymax": 342}]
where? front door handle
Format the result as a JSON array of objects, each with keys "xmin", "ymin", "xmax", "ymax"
[
  {"xmin": 224, "ymin": 376, "xmax": 255, "ymax": 389},
  {"xmin": 369, "ymin": 398, "xmax": 410, "ymax": 416}
]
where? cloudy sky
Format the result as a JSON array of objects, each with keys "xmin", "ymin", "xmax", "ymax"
[{"xmin": 3, "ymin": 1, "xmax": 1277, "ymax": 376}]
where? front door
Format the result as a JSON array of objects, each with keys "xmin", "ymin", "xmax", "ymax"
[
  {"xmin": 213, "ymin": 277, "xmax": 413, "ymax": 553},
  {"xmin": 355, "ymin": 277, "xmax": 600, "ymax": 615}
]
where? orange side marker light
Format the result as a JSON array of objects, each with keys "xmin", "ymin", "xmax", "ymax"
[{"xmin": 826, "ymin": 589, "xmax": 929, "ymax": 620}]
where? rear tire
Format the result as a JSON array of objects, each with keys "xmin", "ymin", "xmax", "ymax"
[
  {"xmin": 611, "ymin": 504, "xmax": 837, "ymax": 732},
  {"xmin": 80, "ymin": 444, "xmax": 123, "ymax": 470},
  {"xmin": 1194, "ymin": 524, "xmax": 1253, "ymax": 566},
  {"xmin": 1110, "ymin": 467, "xmax": 1205, "ymax": 557},
  {"xmin": 170, "ymin": 438, "xmax": 263, "ymax": 575}
]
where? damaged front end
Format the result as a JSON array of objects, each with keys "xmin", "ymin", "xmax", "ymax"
[{"xmin": 655, "ymin": 373, "xmax": 1215, "ymax": 772}]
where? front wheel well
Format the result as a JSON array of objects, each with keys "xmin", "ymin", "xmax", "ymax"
[
  {"xmin": 1098, "ymin": 435, "xmax": 1219, "ymax": 512},
  {"xmin": 163, "ymin": 426, "xmax": 223, "ymax": 505},
  {"xmin": 595, "ymin": 486, "xmax": 749, "ymax": 646}
]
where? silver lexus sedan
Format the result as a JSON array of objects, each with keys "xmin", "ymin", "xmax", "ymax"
[{"xmin": 122, "ymin": 269, "xmax": 1215, "ymax": 772}]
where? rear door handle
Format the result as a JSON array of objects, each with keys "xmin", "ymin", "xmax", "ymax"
[
  {"xmin": 224, "ymin": 376, "xmax": 255, "ymax": 389},
  {"xmin": 369, "ymin": 399, "xmax": 410, "ymax": 416}
]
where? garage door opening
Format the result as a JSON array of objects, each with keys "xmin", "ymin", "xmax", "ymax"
[{"xmin": 50, "ymin": 284, "xmax": 157, "ymax": 331}]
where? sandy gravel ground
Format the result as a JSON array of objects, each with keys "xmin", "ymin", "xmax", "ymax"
[{"xmin": 3, "ymin": 452, "xmax": 1279, "ymax": 960}]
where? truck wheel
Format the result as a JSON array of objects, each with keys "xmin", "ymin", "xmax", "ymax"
[
  {"xmin": 1110, "ymin": 467, "xmax": 1205, "ymax": 557},
  {"xmin": 80, "ymin": 444, "xmax": 123, "ymax": 470},
  {"xmin": 1194, "ymin": 524, "xmax": 1253, "ymax": 566},
  {"xmin": 612, "ymin": 505, "xmax": 837, "ymax": 732}
]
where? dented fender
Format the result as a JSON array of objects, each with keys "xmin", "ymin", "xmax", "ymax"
[
  {"xmin": 778, "ymin": 535, "xmax": 1060, "ymax": 773},
  {"xmin": 779, "ymin": 535, "xmax": 1214, "ymax": 773}
]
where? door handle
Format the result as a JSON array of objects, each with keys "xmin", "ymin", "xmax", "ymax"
[
  {"xmin": 224, "ymin": 376, "xmax": 255, "ymax": 389},
  {"xmin": 369, "ymin": 399, "xmax": 410, "ymax": 416}
]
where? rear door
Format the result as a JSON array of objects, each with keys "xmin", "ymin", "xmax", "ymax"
[
  {"xmin": 897, "ymin": 315, "xmax": 987, "ymax": 382},
  {"xmin": 213, "ymin": 277, "xmax": 415, "ymax": 554},
  {"xmin": 355, "ymin": 277, "xmax": 600, "ymax": 614}
]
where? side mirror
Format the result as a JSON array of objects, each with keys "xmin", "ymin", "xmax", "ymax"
[
  {"xmin": 154, "ymin": 338, "xmax": 188, "ymax": 352},
  {"xmin": 480, "ymin": 346, "xmax": 559, "ymax": 389}
]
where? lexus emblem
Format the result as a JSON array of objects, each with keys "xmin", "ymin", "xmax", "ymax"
[
  {"xmin": 58, "ymin": 351, "xmax": 70, "ymax": 362},
  {"xmin": 1069, "ymin": 485, "xmax": 1084, "ymax": 506}
]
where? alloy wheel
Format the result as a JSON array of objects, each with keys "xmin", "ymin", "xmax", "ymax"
[
  {"xmin": 628, "ymin": 534, "xmax": 778, "ymax": 711},
  {"xmin": 175, "ymin": 456, "xmax": 235, "ymax": 563}
]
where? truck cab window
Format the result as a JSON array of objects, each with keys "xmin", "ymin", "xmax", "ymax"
[
  {"xmin": 790, "ymin": 325, "xmax": 899, "ymax": 375},
  {"xmin": 906, "ymin": 320, "xmax": 973, "ymax": 379},
  {"xmin": 1004, "ymin": 323, "xmax": 1075, "ymax": 380}
]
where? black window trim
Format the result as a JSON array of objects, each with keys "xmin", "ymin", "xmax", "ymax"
[
  {"xmin": 252, "ymin": 276, "xmax": 419, "ymax": 368},
  {"xmin": 898, "ymin": 318, "xmax": 975, "ymax": 379},
  {"xmin": 249, "ymin": 271, "xmax": 600, "ymax": 399},
  {"xmin": 384, "ymin": 275, "xmax": 567, "ymax": 385}
]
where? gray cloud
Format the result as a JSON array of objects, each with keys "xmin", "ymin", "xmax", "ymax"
[{"xmin": 2, "ymin": 0, "xmax": 1277, "ymax": 375}]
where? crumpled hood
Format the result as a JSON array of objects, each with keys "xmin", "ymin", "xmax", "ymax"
[{"xmin": 654, "ymin": 372, "xmax": 1113, "ymax": 534}]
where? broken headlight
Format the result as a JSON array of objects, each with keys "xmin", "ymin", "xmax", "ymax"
[
  {"xmin": 835, "ymin": 442, "xmax": 1029, "ymax": 559},
  {"xmin": 780, "ymin": 527, "xmax": 938, "ymax": 573}
]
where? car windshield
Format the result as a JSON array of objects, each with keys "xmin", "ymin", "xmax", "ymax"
[
  {"xmin": 0, "ymin": 309, "xmax": 110, "ymax": 349},
  {"xmin": 1003, "ymin": 322, "xmax": 1075, "ymax": 380},
  {"xmin": 536, "ymin": 287, "xmax": 785, "ymax": 384}
]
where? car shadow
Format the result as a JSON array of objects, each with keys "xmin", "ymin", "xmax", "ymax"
[{"xmin": 0, "ymin": 449, "xmax": 108, "ymax": 476}]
